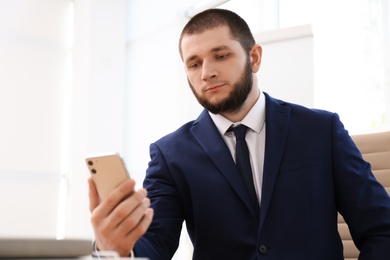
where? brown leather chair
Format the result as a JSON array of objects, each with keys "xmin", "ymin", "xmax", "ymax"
[{"xmin": 338, "ymin": 131, "xmax": 390, "ymax": 259}]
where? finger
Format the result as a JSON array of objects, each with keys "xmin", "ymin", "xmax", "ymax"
[
  {"xmin": 114, "ymin": 206, "xmax": 154, "ymax": 254},
  {"xmin": 94, "ymin": 199, "xmax": 150, "ymax": 257},
  {"xmin": 104, "ymin": 189, "xmax": 148, "ymax": 231},
  {"xmin": 137, "ymin": 207, "xmax": 154, "ymax": 237},
  {"xmin": 125, "ymin": 207, "xmax": 154, "ymax": 245},
  {"xmin": 94, "ymin": 194, "xmax": 153, "ymax": 256},
  {"xmin": 94, "ymin": 178, "xmax": 136, "ymax": 218},
  {"xmin": 88, "ymin": 177, "xmax": 100, "ymax": 212},
  {"xmin": 114, "ymin": 196, "xmax": 150, "ymax": 236}
]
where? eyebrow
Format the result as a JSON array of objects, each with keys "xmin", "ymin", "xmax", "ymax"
[
  {"xmin": 210, "ymin": 45, "xmax": 230, "ymax": 52},
  {"xmin": 185, "ymin": 45, "xmax": 231, "ymax": 64}
]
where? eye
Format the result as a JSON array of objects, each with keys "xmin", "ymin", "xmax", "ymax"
[
  {"xmin": 188, "ymin": 62, "xmax": 200, "ymax": 69},
  {"xmin": 216, "ymin": 54, "xmax": 229, "ymax": 60}
]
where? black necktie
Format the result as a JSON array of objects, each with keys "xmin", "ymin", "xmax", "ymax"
[{"xmin": 229, "ymin": 125, "xmax": 260, "ymax": 215}]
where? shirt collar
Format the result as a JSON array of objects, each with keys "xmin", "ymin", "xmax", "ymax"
[{"xmin": 209, "ymin": 90, "xmax": 266, "ymax": 135}]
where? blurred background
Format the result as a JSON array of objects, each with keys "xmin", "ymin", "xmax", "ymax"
[{"xmin": 0, "ymin": 0, "xmax": 389, "ymax": 259}]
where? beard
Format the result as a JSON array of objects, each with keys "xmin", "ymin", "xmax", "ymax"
[{"xmin": 188, "ymin": 56, "xmax": 253, "ymax": 114}]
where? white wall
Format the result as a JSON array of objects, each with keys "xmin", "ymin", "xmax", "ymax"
[
  {"xmin": 256, "ymin": 25, "xmax": 314, "ymax": 107},
  {"xmin": 125, "ymin": 0, "xmax": 200, "ymax": 185},
  {"xmin": 0, "ymin": 0, "xmax": 70, "ymax": 238}
]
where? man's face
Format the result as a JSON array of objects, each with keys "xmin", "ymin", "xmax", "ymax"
[{"xmin": 181, "ymin": 25, "xmax": 253, "ymax": 114}]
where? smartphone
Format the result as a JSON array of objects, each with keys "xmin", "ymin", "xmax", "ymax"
[{"xmin": 85, "ymin": 153, "xmax": 131, "ymax": 201}]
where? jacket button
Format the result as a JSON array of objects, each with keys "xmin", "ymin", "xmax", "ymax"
[{"xmin": 259, "ymin": 245, "xmax": 268, "ymax": 254}]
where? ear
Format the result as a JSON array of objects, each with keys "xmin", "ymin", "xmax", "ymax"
[{"xmin": 249, "ymin": 44, "xmax": 262, "ymax": 73}]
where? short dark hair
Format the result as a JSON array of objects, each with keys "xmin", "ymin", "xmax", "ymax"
[{"xmin": 179, "ymin": 8, "xmax": 256, "ymax": 59}]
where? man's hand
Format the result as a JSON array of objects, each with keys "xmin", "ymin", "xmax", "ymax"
[{"xmin": 88, "ymin": 177, "xmax": 154, "ymax": 256}]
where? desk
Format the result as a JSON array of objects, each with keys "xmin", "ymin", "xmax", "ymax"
[
  {"xmin": 0, "ymin": 238, "xmax": 149, "ymax": 260},
  {"xmin": 0, "ymin": 238, "xmax": 93, "ymax": 259}
]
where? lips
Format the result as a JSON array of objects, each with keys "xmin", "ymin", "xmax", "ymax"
[{"xmin": 205, "ymin": 83, "xmax": 226, "ymax": 92}]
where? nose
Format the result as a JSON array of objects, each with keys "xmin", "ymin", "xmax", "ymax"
[{"xmin": 201, "ymin": 61, "xmax": 217, "ymax": 81}]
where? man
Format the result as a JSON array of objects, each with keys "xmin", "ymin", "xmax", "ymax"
[{"xmin": 88, "ymin": 9, "xmax": 390, "ymax": 259}]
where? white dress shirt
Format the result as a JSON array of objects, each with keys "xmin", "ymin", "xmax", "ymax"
[{"xmin": 209, "ymin": 91, "xmax": 266, "ymax": 205}]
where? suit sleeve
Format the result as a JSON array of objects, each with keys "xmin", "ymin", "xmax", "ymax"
[
  {"xmin": 133, "ymin": 143, "xmax": 185, "ymax": 260},
  {"xmin": 331, "ymin": 113, "xmax": 390, "ymax": 259}
]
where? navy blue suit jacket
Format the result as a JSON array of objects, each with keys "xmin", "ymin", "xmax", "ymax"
[{"xmin": 134, "ymin": 93, "xmax": 390, "ymax": 259}]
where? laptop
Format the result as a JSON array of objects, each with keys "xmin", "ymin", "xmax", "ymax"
[{"xmin": 0, "ymin": 238, "xmax": 92, "ymax": 258}]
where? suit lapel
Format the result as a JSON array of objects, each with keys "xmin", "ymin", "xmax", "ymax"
[
  {"xmin": 190, "ymin": 110, "xmax": 257, "ymax": 216},
  {"xmin": 259, "ymin": 93, "xmax": 291, "ymax": 229},
  {"xmin": 190, "ymin": 93, "xmax": 291, "ymax": 221}
]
